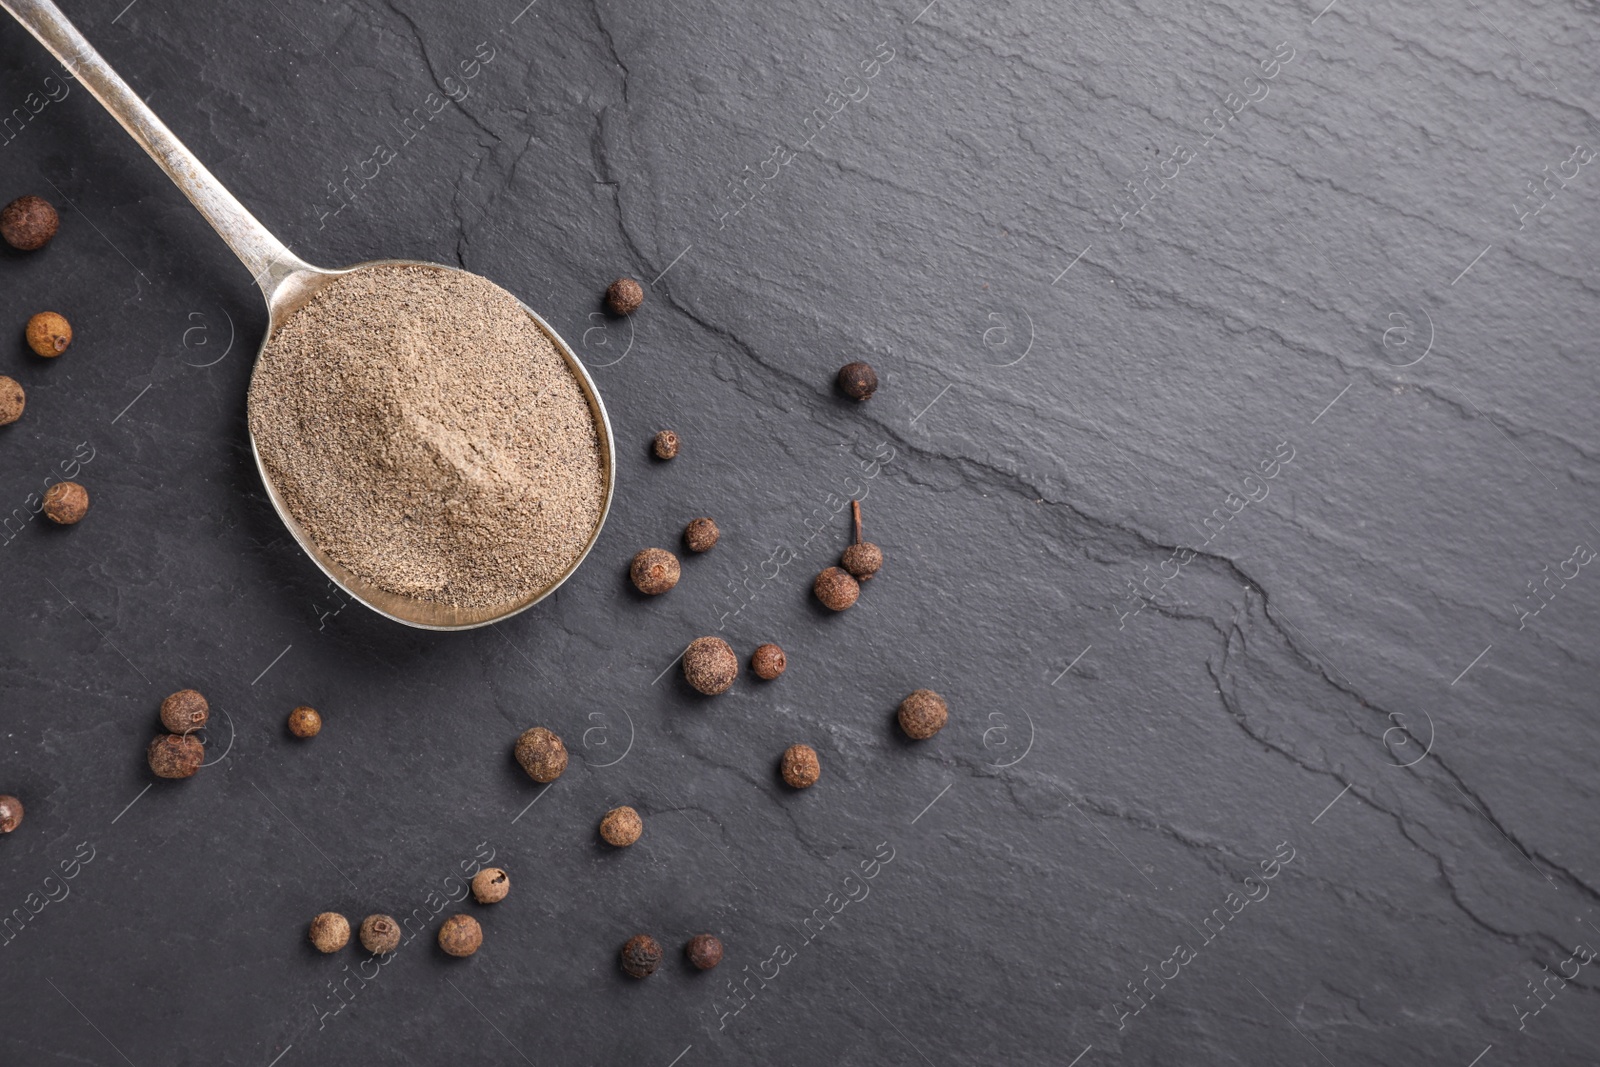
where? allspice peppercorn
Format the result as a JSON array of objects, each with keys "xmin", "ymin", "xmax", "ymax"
[
  {"xmin": 652, "ymin": 430, "xmax": 679, "ymax": 460},
  {"xmin": 630, "ymin": 547, "xmax": 680, "ymax": 595},
  {"xmin": 41, "ymin": 481, "xmax": 88, "ymax": 525},
  {"xmin": 309, "ymin": 912, "xmax": 350, "ymax": 953},
  {"xmin": 439, "ymin": 914, "xmax": 483, "ymax": 957},
  {"xmin": 682, "ymin": 636, "xmax": 738, "ymax": 695},
  {"xmin": 0, "ymin": 794, "xmax": 23, "ymax": 833},
  {"xmin": 287, "ymin": 705, "xmax": 322, "ymax": 738},
  {"xmin": 359, "ymin": 914, "xmax": 401, "ymax": 954},
  {"xmin": 620, "ymin": 934, "xmax": 662, "ymax": 978},
  {"xmin": 514, "ymin": 726, "xmax": 569, "ymax": 782},
  {"xmin": 686, "ymin": 933, "xmax": 724, "ymax": 970},
  {"xmin": 159, "ymin": 689, "xmax": 210, "ymax": 734},
  {"xmin": 26, "ymin": 312, "xmax": 72, "ymax": 358},
  {"xmin": 599, "ymin": 805, "xmax": 643, "ymax": 847},
  {"xmin": 1, "ymin": 195, "xmax": 59, "ymax": 251},
  {"xmin": 837, "ymin": 360, "xmax": 878, "ymax": 400},
  {"xmin": 813, "ymin": 566, "xmax": 860, "ymax": 611},
  {"xmin": 606, "ymin": 277, "xmax": 644, "ymax": 315},
  {"xmin": 471, "ymin": 868, "xmax": 510, "ymax": 904},
  {"xmin": 147, "ymin": 734, "xmax": 204, "ymax": 779},
  {"xmin": 683, "ymin": 517, "xmax": 719, "ymax": 553},
  {"xmin": 780, "ymin": 743, "xmax": 821, "ymax": 789},
  {"xmin": 841, "ymin": 500, "xmax": 883, "ymax": 581},
  {"xmin": 898, "ymin": 689, "xmax": 949, "ymax": 740},
  {"xmin": 751, "ymin": 643, "xmax": 786, "ymax": 680},
  {"xmin": 0, "ymin": 376, "xmax": 24, "ymax": 427}
]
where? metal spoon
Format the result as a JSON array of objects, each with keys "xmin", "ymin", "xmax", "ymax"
[{"xmin": 3, "ymin": 0, "xmax": 615, "ymax": 630}]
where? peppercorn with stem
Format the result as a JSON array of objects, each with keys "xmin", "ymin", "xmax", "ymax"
[{"xmin": 840, "ymin": 499, "xmax": 883, "ymax": 581}]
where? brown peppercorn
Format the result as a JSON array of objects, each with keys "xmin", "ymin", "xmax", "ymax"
[
  {"xmin": 837, "ymin": 361, "xmax": 878, "ymax": 400},
  {"xmin": 652, "ymin": 430, "xmax": 679, "ymax": 460},
  {"xmin": 620, "ymin": 933, "xmax": 662, "ymax": 978},
  {"xmin": 606, "ymin": 277, "xmax": 644, "ymax": 315},
  {"xmin": 309, "ymin": 912, "xmax": 350, "ymax": 953},
  {"xmin": 685, "ymin": 933, "xmax": 724, "ymax": 970},
  {"xmin": 26, "ymin": 312, "xmax": 72, "ymax": 358},
  {"xmin": 0, "ymin": 795, "xmax": 22, "ymax": 833},
  {"xmin": 147, "ymin": 734, "xmax": 204, "ymax": 779},
  {"xmin": 159, "ymin": 689, "xmax": 210, "ymax": 734},
  {"xmin": 898, "ymin": 689, "xmax": 949, "ymax": 740},
  {"xmin": 599, "ymin": 805, "xmax": 643, "ymax": 847},
  {"xmin": 630, "ymin": 547, "xmax": 680, "ymax": 595},
  {"xmin": 359, "ymin": 914, "xmax": 401, "ymax": 954},
  {"xmin": 514, "ymin": 726, "xmax": 568, "ymax": 782},
  {"xmin": 471, "ymin": 867, "xmax": 510, "ymax": 904},
  {"xmin": 813, "ymin": 567, "xmax": 860, "ymax": 611},
  {"xmin": 751, "ymin": 643, "xmax": 787, "ymax": 680},
  {"xmin": 842, "ymin": 500, "xmax": 883, "ymax": 580},
  {"xmin": 682, "ymin": 636, "xmax": 738, "ymax": 695},
  {"xmin": 683, "ymin": 517, "xmax": 719, "ymax": 553},
  {"xmin": 438, "ymin": 914, "xmax": 483, "ymax": 957},
  {"xmin": 287, "ymin": 705, "xmax": 322, "ymax": 738},
  {"xmin": 1, "ymin": 195, "xmax": 59, "ymax": 251},
  {"xmin": 780, "ymin": 743, "xmax": 821, "ymax": 788},
  {"xmin": 41, "ymin": 481, "xmax": 88, "ymax": 525},
  {"xmin": 0, "ymin": 376, "xmax": 24, "ymax": 427}
]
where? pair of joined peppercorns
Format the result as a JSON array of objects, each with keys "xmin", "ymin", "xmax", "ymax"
[
  {"xmin": 42, "ymin": 482, "xmax": 88, "ymax": 525},
  {"xmin": 1, "ymin": 195, "xmax": 59, "ymax": 251},
  {"xmin": 26, "ymin": 312, "xmax": 72, "ymax": 358},
  {"xmin": 440, "ymin": 913, "xmax": 483, "ymax": 957},
  {"xmin": 815, "ymin": 501, "xmax": 884, "ymax": 609},
  {"xmin": 472, "ymin": 867, "xmax": 510, "ymax": 903},
  {"xmin": 159, "ymin": 689, "xmax": 209, "ymax": 734},
  {"xmin": 148, "ymin": 733, "xmax": 204, "ymax": 779},
  {"xmin": 600, "ymin": 805, "xmax": 643, "ymax": 846},
  {"xmin": 631, "ymin": 547, "xmax": 680, "ymax": 594},
  {"xmin": 684, "ymin": 516, "xmax": 719, "ymax": 553},
  {"xmin": 310, "ymin": 912, "xmax": 350, "ymax": 953},
  {"xmin": 0, "ymin": 794, "xmax": 23, "ymax": 833},
  {"xmin": 682, "ymin": 636, "xmax": 738, "ymax": 695},
  {"xmin": 898, "ymin": 689, "xmax": 949, "ymax": 739},
  {"xmin": 606, "ymin": 277, "xmax": 643, "ymax": 316},
  {"xmin": 360, "ymin": 914, "xmax": 401, "ymax": 954},
  {"xmin": 837, "ymin": 360, "xmax": 878, "ymax": 400},
  {"xmin": 0, "ymin": 376, "xmax": 24, "ymax": 427},
  {"xmin": 652, "ymin": 429, "xmax": 679, "ymax": 460},
  {"xmin": 780, "ymin": 743, "xmax": 821, "ymax": 788},
  {"xmin": 514, "ymin": 726, "xmax": 568, "ymax": 782},
  {"xmin": 288, "ymin": 705, "xmax": 322, "ymax": 738}
]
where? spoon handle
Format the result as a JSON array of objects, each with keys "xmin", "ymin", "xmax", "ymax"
[{"xmin": 1, "ymin": 0, "xmax": 313, "ymax": 297}]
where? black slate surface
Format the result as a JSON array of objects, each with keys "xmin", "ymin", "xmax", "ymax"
[{"xmin": 2, "ymin": 0, "xmax": 1598, "ymax": 1063}]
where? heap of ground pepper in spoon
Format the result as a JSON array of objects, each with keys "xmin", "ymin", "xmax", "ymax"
[{"xmin": 247, "ymin": 265, "xmax": 604, "ymax": 609}]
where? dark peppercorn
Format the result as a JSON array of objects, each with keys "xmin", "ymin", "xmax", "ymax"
[
  {"xmin": 472, "ymin": 867, "xmax": 510, "ymax": 903},
  {"xmin": 751, "ymin": 643, "xmax": 786, "ymax": 680},
  {"xmin": 514, "ymin": 726, "xmax": 568, "ymax": 782},
  {"xmin": 287, "ymin": 706, "xmax": 322, "ymax": 738},
  {"xmin": 606, "ymin": 277, "xmax": 644, "ymax": 315},
  {"xmin": 359, "ymin": 914, "xmax": 401, "ymax": 954},
  {"xmin": 686, "ymin": 933, "xmax": 724, "ymax": 970},
  {"xmin": 147, "ymin": 734, "xmax": 204, "ymax": 779},
  {"xmin": 781, "ymin": 743, "xmax": 821, "ymax": 788},
  {"xmin": 621, "ymin": 934, "xmax": 662, "ymax": 978},
  {"xmin": 898, "ymin": 689, "xmax": 949, "ymax": 740},
  {"xmin": 600, "ymin": 805, "xmax": 643, "ymax": 846},
  {"xmin": 439, "ymin": 914, "xmax": 482, "ymax": 957},
  {"xmin": 41, "ymin": 481, "xmax": 88, "ymax": 525},
  {"xmin": 683, "ymin": 636, "xmax": 738, "ymax": 695},
  {"xmin": 160, "ymin": 689, "xmax": 210, "ymax": 734},
  {"xmin": 309, "ymin": 912, "xmax": 350, "ymax": 953},
  {"xmin": 0, "ymin": 795, "xmax": 22, "ymax": 833},
  {"xmin": 1, "ymin": 195, "xmax": 59, "ymax": 251},
  {"xmin": 684, "ymin": 517, "xmax": 719, "ymax": 553},
  {"xmin": 813, "ymin": 567, "xmax": 859, "ymax": 611},
  {"xmin": 837, "ymin": 361, "xmax": 878, "ymax": 400},
  {"xmin": 0, "ymin": 376, "xmax": 24, "ymax": 426},
  {"xmin": 630, "ymin": 547, "xmax": 680, "ymax": 594},
  {"xmin": 26, "ymin": 312, "xmax": 72, "ymax": 358},
  {"xmin": 652, "ymin": 430, "xmax": 679, "ymax": 460},
  {"xmin": 841, "ymin": 500, "xmax": 883, "ymax": 580}
]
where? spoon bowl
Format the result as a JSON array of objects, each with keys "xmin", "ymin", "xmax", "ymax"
[{"xmin": 4, "ymin": 1, "xmax": 614, "ymax": 630}]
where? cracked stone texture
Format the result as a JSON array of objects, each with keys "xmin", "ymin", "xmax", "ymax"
[{"xmin": 1, "ymin": 0, "xmax": 1597, "ymax": 1064}]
